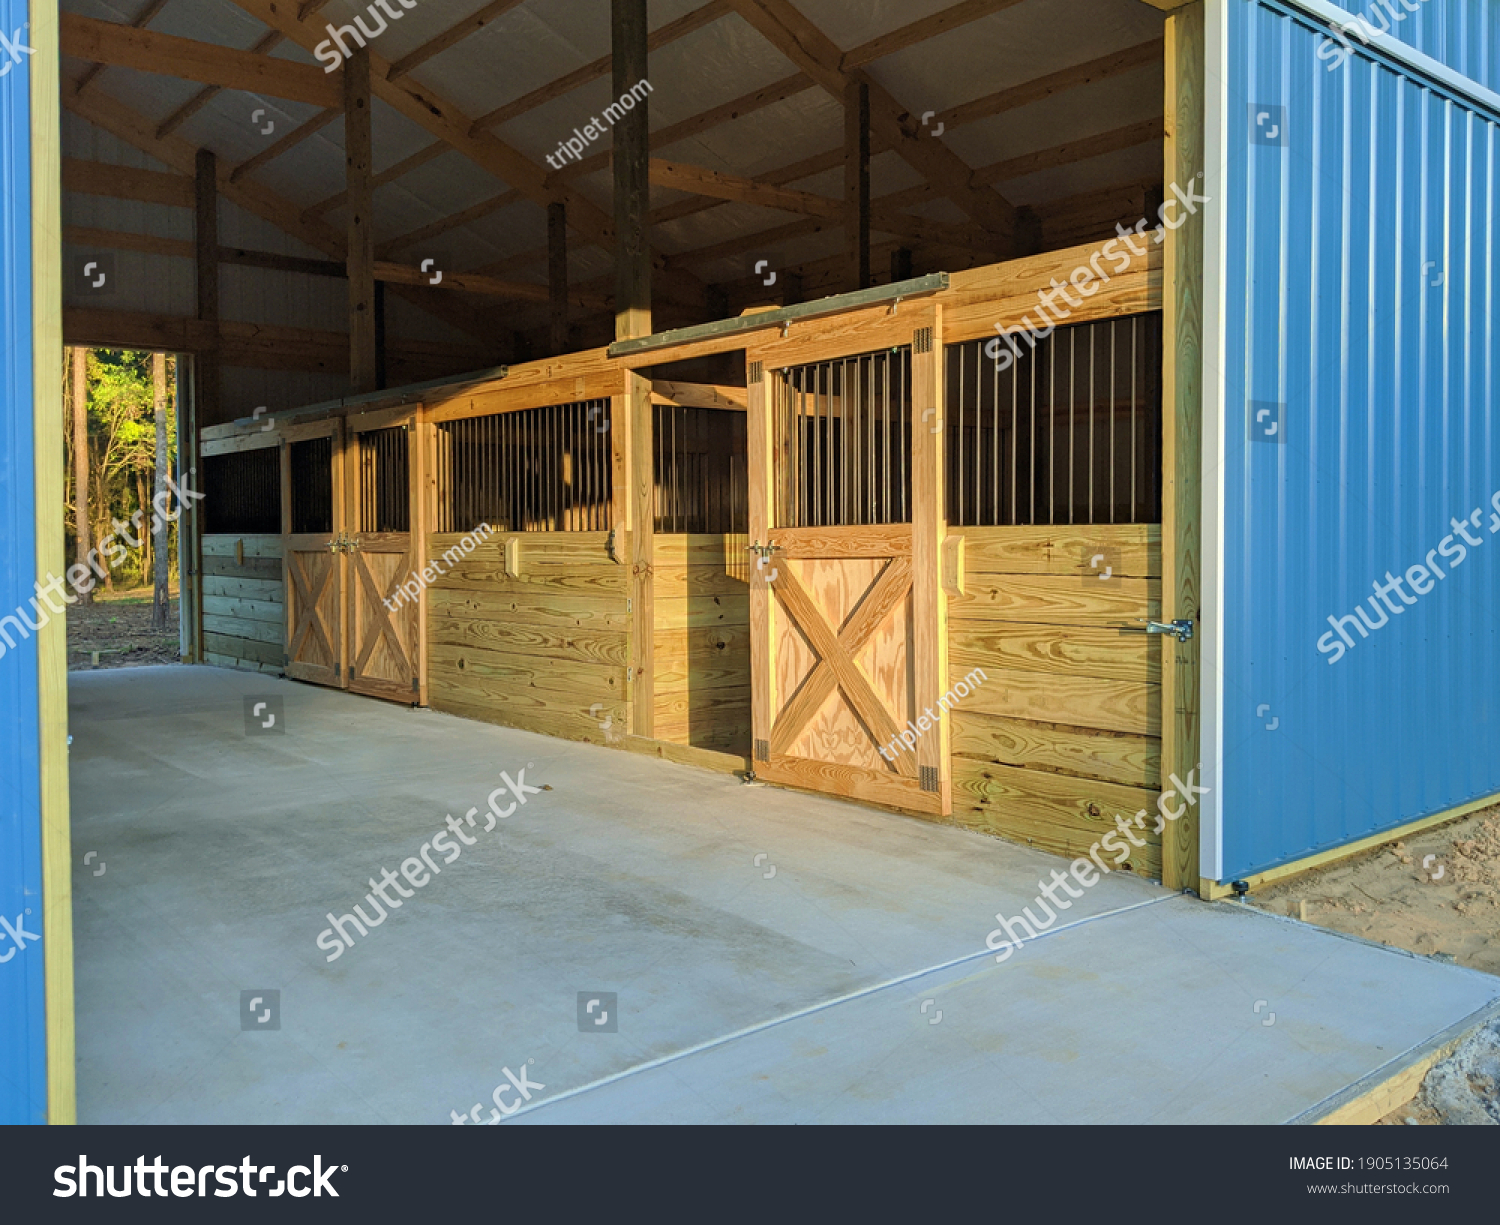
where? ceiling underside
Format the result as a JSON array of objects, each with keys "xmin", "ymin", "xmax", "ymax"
[{"xmin": 61, "ymin": 0, "xmax": 1168, "ymax": 343}]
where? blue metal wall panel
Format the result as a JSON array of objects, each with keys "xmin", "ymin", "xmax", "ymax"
[
  {"xmin": 0, "ymin": 0, "xmax": 46, "ymax": 1123},
  {"xmin": 1220, "ymin": 0, "xmax": 1500, "ymax": 878},
  {"xmin": 1326, "ymin": 0, "xmax": 1500, "ymax": 93}
]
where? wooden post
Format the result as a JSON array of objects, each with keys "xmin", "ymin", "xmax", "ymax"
[
  {"xmin": 194, "ymin": 148, "xmax": 221, "ymax": 429},
  {"xmin": 152, "ymin": 352, "xmax": 170, "ymax": 630},
  {"xmin": 910, "ymin": 306, "xmax": 950, "ymax": 813},
  {"xmin": 70, "ymin": 346, "xmax": 92, "ymax": 606},
  {"xmin": 1162, "ymin": 1, "xmax": 1205, "ymax": 893},
  {"xmin": 844, "ymin": 80, "xmax": 871, "ymax": 291},
  {"xmin": 548, "ymin": 201, "xmax": 569, "ymax": 355},
  {"xmin": 174, "ymin": 357, "xmax": 201, "ymax": 661},
  {"xmin": 612, "ymin": 0, "xmax": 651, "ymax": 342},
  {"xmin": 344, "ymin": 45, "xmax": 378, "ymax": 394},
  {"xmin": 412, "ymin": 413, "xmax": 435, "ymax": 707},
  {"xmin": 746, "ymin": 355, "xmax": 774, "ymax": 771},
  {"xmin": 625, "ymin": 371, "xmax": 654, "ymax": 738}
]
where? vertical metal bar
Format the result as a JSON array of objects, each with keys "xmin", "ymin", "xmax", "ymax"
[{"xmin": 1131, "ymin": 315, "xmax": 1138, "ymax": 523}]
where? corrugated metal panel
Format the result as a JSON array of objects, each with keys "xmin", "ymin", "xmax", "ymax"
[
  {"xmin": 0, "ymin": 0, "xmax": 48, "ymax": 1124},
  {"xmin": 1217, "ymin": 0, "xmax": 1500, "ymax": 878},
  {"xmin": 1325, "ymin": 0, "xmax": 1500, "ymax": 93}
]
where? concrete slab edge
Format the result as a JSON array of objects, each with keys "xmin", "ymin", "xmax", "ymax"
[{"xmin": 1289, "ymin": 997, "xmax": 1500, "ymax": 1126}]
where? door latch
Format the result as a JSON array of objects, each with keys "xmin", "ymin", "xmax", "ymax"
[
  {"xmin": 1133, "ymin": 619, "xmax": 1195, "ymax": 643},
  {"xmin": 328, "ymin": 531, "xmax": 359, "ymax": 555},
  {"xmin": 746, "ymin": 540, "xmax": 783, "ymax": 560}
]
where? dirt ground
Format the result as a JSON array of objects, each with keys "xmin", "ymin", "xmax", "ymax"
[
  {"xmin": 1251, "ymin": 806, "xmax": 1500, "ymax": 1126},
  {"xmin": 1253, "ymin": 804, "xmax": 1500, "ymax": 977},
  {"xmin": 66, "ymin": 591, "xmax": 182, "ymax": 671}
]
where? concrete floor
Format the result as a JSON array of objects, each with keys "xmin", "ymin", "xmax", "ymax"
[{"xmin": 69, "ymin": 666, "xmax": 1500, "ymax": 1124}]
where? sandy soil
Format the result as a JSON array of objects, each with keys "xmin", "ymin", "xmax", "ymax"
[
  {"xmin": 66, "ymin": 592, "xmax": 182, "ymax": 671},
  {"xmin": 1252, "ymin": 804, "xmax": 1500, "ymax": 978}
]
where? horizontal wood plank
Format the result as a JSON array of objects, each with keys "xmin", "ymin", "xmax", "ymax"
[{"xmin": 951, "ymin": 711, "xmax": 1160, "ymax": 789}]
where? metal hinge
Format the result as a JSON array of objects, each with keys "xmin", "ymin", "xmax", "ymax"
[
  {"xmin": 1131, "ymin": 619, "xmax": 1195, "ymax": 643},
  {"xmin": 747, "ymin": 361, "xmax": 763, "ymax": 384},
  {"xmin": 754, "ymin": 738, "xmax": 770, "ymax": 763},
  {"xmin": 913, "ymin": 326, "xmax": 933, "ymax": 355},
  {"xmin": 919, "ymin": 765, "xmax": 940, "ymax": 793},
  {"xmin": 412, "ymin": 677, "xmax": 420, "ymax": 693}
]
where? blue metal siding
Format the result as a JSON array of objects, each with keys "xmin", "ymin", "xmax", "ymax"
[
  {"xmin": 0, "ymin": 0, "xmax": 46, "ymax": 1123},
  {"xmin": 1326, "ymin": 0, "xmax": 1500, "ymax": 93},
  {"xmin": 1220, "ymin": 0, "xmax": 1500, "ymax": 878}
]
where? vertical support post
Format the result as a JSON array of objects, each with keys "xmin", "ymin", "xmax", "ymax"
[
  {"xmin": 910, "ymin": 306, "xmax": 950, "ymax": 813},
  {"xmin": 1162, "ymin": 1, "xmax": 1205, "ymax": 893},
  {"xmin": 844, "ymin": 80, "xmax": 871, "ymax": 292},
  {"xmin": 374, "ymin": 281, "xmax": 388, "ymax": 391},
  {"xmin": 279, "ymin": 437, "xmax": 292, "ymax": 673},
  {"xmin": 152, "ymin": 353, "xmax": 170, "ymax": 631},
  {"xmin": 194, "ymin": 148, "xmax": 221, "ymax": 428},
  {"xmin": 548, "ymin": 201, "xmax": 570, "ymax": 355},
  {"xmin": 175, "ymin": 356, "xmax": 200, "ymax": 662},
  {"xmin": 625, "ymin": 371, "xmax": 654, "ymax": 738},
  {"xmin": 69, "ymin": 346, "xmax": 91, "ymax": 605},
  {"xmin": 412, "ymin": 413, "xmax": 435, "ymax": 707},
  {"xmin": 29, "ymin": 0, "xmax": 76, "ymax": 1122},
  {"xmin": 746, "ymin": 352, "xmax": 775, "ymax": 770},
  {"xmin": 612, "ymin": 0, "xmax": 651, "ymax": 342},
  {"xmin": 344, "ymin": 46, "xmax": 378, "ymax": 394}
]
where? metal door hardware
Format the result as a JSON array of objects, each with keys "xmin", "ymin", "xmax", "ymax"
[
  {"xmin": 1130, "ymin": 619, "xmax": 1195, "ymax": 643},
  {"xmin": 746, "ymin": 541, "xmax": 784, "ymax": 560},
  {"xmin": 328, "ymin": 531, "xmax": 359, "ymax": 554}
]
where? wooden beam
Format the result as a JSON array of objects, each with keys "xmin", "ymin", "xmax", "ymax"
[
  {"xmin": 73, "ymin": 0, "xmax": 171, "ymax": 96},
  {"xmin": 387, "ymin": 0, "xmax": 528, "ymax": 81},
  {"xmin": 613, "ymin": 0, "xmax": 652, "ymax": 341},
  {"xmin": 844, "ymin": 80, "xmax": 871, "ymax": 290},
  {"xmin": 726, "ymin": 0, "xmax": 1016, "ymax": 244},
  {"xmin": 941, "ymin": 38, "xmax": 1164, "ymax": 133},
  {"xmin": 344, "ymin": 46, "xmax": 377, "ymax": 394},
  {"xmin": 374, "ymin": 260, "xmax": 609, "ymax": 309},
  {"xmin": 973, "ymin": 118, "xmax": 1163, "ymax": 186},
  {"xmin": 63, "ymin": 79, "xmax": 506, "ymax": 351},
  {"xmin": 651, "ymin": 157, "xmax": 841, "ymax": 218},
  {"xmin": 379, "ymin": 189, "xmax": 522, "ymax": 258},
  {"xmin": 60, "ymin": 15, "xmax": 338, "ymax": 108},
  {"xmin": 158, "ymin": 30, "xmax": 285, "ymax": 139},
  {"xmin": 841, "ymin": 0, "xmax": 1026, "ymax": 70},
  {"xmin": 229, "ymin": 107, "xmax": 340, "ymax": 184},
  {"xmin": 195, "ymin": 149, "xmax": 223, "ymax": 428},
  {"xmin": 1162, "ymin": 2, "xmax": 1205, "ymax": 894},
  {"xmin": 62, "ymin": 157, "xmax": 193, "ymax": 207},
  {"xmin": 470, "ymin": 0, "xmax": 730, "ymax": 131},
  {"xmin": 307, "ymin": 143, "xmax": 449, "ymax": 221},
  {"xmin": 549, "ymin": 202, "xmax": 569, "ymax": 355}
]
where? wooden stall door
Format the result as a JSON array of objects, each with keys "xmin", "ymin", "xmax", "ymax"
[
  {"xmin": 284, "ymin": 422, "xmax": 346, "ymax": 688},
  {"xmin": 746, "ymin": 311, "xmax": 949, "ymax": 817},
  {"xmin": 346, "ymin": 418, "xmax": 422, "ymax": 704}
]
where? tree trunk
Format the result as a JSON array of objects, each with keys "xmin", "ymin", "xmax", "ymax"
[
  {"xmin": 71, "ymin": 347, "xmax": 93, "ymax": 606},
  {"xmin": 153, "ymin": 353, "xmax": 170, "ymax": 630}
]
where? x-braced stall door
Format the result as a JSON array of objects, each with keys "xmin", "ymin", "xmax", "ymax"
[
  {"xmin": 283, "ymin": 420, "xmax": 345, "ymax": 688},
  {"xmin": 344, "ymin": 409, "xmax": 423, "ymax": 704},
  {"xmin": 746, "ymin": 305, "xmax": 950, "ymax": 816}
]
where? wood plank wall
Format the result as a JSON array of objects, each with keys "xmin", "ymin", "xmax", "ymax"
[
  {"xmin": 425, "ymin": 531, "xmax": 630, "ymax": 743},
  {"xmin": 201, "ymin": 534, "xmax": 286, "ymax": 673},
  {"xmin": 652, "ymin": 534, "xmax": 750, "ymax": 755},
  {"xmin": 946, "ymin": 524, "xmax": 1164, "ymax": 878}
]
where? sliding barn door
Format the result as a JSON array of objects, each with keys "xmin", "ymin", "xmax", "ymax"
[
  {"xmin": 747, "ymin": 306, "xmax": 950, "ymax": 816},
  {"xmin": 283, "ymin": 421, "xmax": 346, "ymax": 688},
  {"xmin": 346, "ymin": 414, "xmax": 422, "ymax": 704}
]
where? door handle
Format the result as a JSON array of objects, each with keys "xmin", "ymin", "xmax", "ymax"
[{"xmin": 1127, "ymin": 619, "xmax": 1195, "ymax": 643}]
